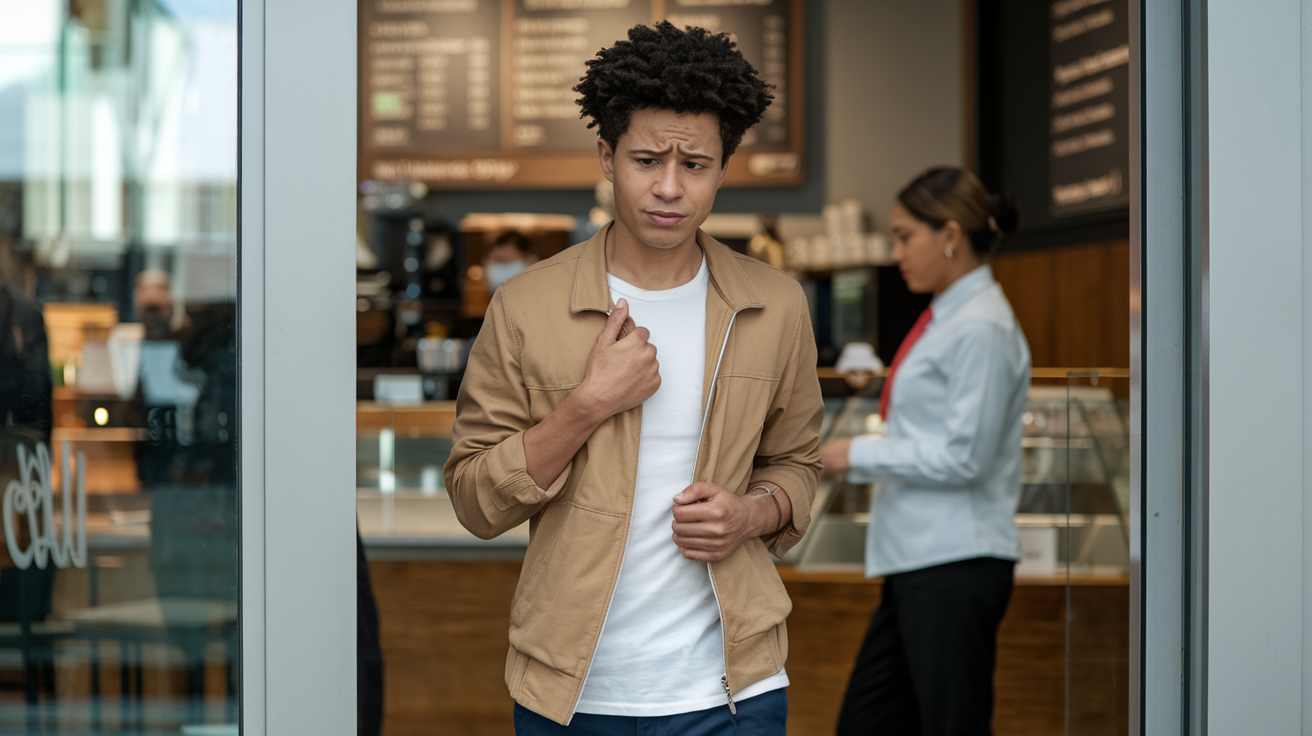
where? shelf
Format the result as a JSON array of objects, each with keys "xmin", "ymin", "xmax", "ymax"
[
  {"xmin": 357, "ymin": 401, "xmax": 457, "ymax": 435},
  {"xmin": 52, "ymin": 427, "xmax": 149, "ymax": 443}
]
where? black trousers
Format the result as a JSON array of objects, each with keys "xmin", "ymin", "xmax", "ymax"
[{"xmin": 836, "ymin": 557, "xmax": 1015, "ymax": 736}]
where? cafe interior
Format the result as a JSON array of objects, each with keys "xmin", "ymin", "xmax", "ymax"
[
  {"xmin": 0, "ymin": 0, "xmax": 1131, "ymax": 734},
  {"xmin": 353, "ymin": 1, "xmax": 1130, "ymax": 734}
]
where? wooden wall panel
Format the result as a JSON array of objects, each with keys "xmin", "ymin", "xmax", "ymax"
[
  {"xmin": 370, "ymin": 560, "xmax": 521, "ymax": 736},
  {"xmin": 370, "ymin": 561, "xmax": 1127, "ymax": 736},
  {"xmin": 782, "ymin": 577, "xmax": 1067, "ymax": 736},
  {"xmin": 992, "ymin": 241, "xmax": 1131, "ymax": 369}
]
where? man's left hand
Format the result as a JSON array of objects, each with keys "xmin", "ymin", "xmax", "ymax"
[{"xmin": 671, "ymin": 483, "xmax": 774, "ymax": 562}]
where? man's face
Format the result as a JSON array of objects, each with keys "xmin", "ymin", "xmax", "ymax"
[{"xmin": 599, "ymin": 108, "xmax": 727, "ymax": 252}]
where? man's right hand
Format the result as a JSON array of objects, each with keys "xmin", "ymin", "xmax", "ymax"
[{"xmin": 576, "ymin": 298, "xmax": 661, "ymax": 420}]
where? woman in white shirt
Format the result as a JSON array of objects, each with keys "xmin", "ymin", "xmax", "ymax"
[{"xmin": 822, "ymin": 167, "xmax": 1030, "ymax": 736}]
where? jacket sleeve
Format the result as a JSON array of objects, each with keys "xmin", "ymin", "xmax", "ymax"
[
  {"xmin": 443, "ymin": 286, "xmax": 572, "ymax": 539},
  {"xmin": 749, "ymin": 293, "xmax": 824, "ymax": 557}
]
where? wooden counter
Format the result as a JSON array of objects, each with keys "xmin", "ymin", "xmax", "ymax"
[{"xmin": 369, "ymin": 561, "xmax": 1128, "ymax": 736}]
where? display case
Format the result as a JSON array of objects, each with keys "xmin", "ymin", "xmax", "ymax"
[
  {"xmin": 355, "ymin": 402, "xmax": 528, "ymax": 559},
  {"xmin": 356, "ymin": 370, "xmax": 1131, "ymax": 576},
  {"xmin": 786, "ymin": 371, "xmax": 1131, "ymax": 580}
]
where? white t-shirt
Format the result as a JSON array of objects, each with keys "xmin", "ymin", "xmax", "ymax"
[{"xmin": 575, "ymin": 256, "xmax": 788, "ymax": 717}]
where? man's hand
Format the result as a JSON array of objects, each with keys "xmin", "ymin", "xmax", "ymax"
[
  {"xmin": 821, "ymin": 438, "xmax": 853, "ymax": 476},
  {"xmin": 671, "ymin": 483, "xmax": 778, "ymax": 562},
  {"xmin": 522, "ymin": 299, "xmax": 656, "ymax": 492},
  {"xmin": 574, "ymin": 298, "xmax": 660, "ymax": 420}
]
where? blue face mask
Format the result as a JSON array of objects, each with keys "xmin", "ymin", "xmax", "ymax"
[{"xmin": 486, "ymin": 260, "xmax": 528, "ymax": 292}]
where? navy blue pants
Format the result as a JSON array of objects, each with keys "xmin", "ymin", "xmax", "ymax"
[{"xmin": 513, "ymin": 689, "xmax": 787, "ymax": 735}]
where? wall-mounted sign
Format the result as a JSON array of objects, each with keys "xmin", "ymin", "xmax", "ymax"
[
  {"xmin": 976, "ymin": 0, "xmax": 1130, "ymax": 250},
  {"xmin": 358, "ymin": 0, "xmax": 805, "ymax": 189},
  {"xmin": 4, "ymin": 442, "xmax": 88, "ymax": 570},
  {"xmin": 1047, "ymin": 0, "xmax": 1129, "ymax": 217}
]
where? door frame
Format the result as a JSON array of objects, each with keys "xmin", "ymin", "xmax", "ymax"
[
  {"xmin": 239, "ymin": 0, "xmax": 358, "ymax": 731},
  {"xmin": 1135, "ymin": 0, "xmax": 1312, "ymax": 733}
]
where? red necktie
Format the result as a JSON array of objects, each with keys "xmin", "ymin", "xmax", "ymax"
[{"xmin": 879, "ymin": 306, "xmax": 933, "ymax": 420}]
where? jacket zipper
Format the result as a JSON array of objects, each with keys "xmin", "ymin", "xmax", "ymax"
[
  {"xmin": 567, "ymin": 309, "xmax": 642, "ymax": 725},
  {"xmin": 696, "ymin": 310, "xmax": 744, "ymax": 714},
  {"xmin": 568, "ymin": 307, "xmax": 746, "ymax": 722}
]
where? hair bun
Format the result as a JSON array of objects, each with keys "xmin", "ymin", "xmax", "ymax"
[{"xmin": 988, "ymin": 193, "xmax": 1020, "ymax": 237}]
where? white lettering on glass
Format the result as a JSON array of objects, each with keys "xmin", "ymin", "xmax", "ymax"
[{"xmin": 3, "ymin": 442, "xmax": 88, "ymax": 570}]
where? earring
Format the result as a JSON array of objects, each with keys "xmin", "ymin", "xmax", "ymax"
[{"xmin": 944, "ymin": 246, "xmax": 955, "ymax": 259}]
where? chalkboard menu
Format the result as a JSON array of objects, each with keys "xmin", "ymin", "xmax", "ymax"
[
  {"xmin": 1047, "ymin": 0, "xmax": 1129, "ymax": 217},
  {"xmin": 358, "ymin": 0, "xmax": 804, "ymax": 189},
  {"xmin": 976, "ymin": 0, "xmax": 1130, "ymax": 249}
]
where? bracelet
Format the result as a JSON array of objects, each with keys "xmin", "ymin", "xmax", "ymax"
[{"xmin": 747, "ymin": 485, "xmax": 784, "ymax": 534}]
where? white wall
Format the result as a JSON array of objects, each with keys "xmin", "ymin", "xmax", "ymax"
[
  {"xmin": 1205, "ymin": 0, "xmax": 1306, "ymax": 731},
  {"xmin": 824, "ymin": 0, "xmax": 964, "ymax": 231}
]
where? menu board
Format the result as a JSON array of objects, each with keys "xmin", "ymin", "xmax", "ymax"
[
  {"xmin": 359, "ymin": 0, "xmax": 804, "ymax": 189},
  {"xmin": 1047, "ymin": 0, "xmax": 1129, "ymax": 217}
]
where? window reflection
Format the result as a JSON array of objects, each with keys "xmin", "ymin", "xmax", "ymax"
[{"xmin": 0, "ymin": 0, "xmax": 238, "ymax": 732}]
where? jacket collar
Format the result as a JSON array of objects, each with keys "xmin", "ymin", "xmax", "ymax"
[{"xmin": 570, "ymin": 221, "xmax": 767, "ymax": 314}]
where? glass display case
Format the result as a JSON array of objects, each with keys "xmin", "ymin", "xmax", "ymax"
[
  {"xmin": 786, "ymin": 372, "xmax": 1131, "ymax": 579},
  {"xmin": 355, "ymin": 402, "xmax": 528, "ymax": 559},
  {"xmin": 356, "ymin": 371, "xmax": 1132, "ymax": 576}
]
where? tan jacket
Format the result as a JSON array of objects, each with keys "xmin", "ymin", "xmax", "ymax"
[{"xmin": 444, "ymin": 224, "xmax": 824, "ymax": 724}]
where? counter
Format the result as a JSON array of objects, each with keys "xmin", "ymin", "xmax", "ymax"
[{"xmin": 367, "ymin": 555, "xmax": 1127, "ymax": 736}]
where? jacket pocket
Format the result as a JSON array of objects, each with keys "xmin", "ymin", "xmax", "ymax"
[
  {"xmin": 697, "ymin": 375, "xmax": 778, "ymax": 480},
  {"xmin": 715, "ymin": 537, "xmax": 794, "ymax": 646},
  {"xmin": 527, "ymin": 385, "xmax": 577, "ymax": 424},
  {"xmin": 508, "ymin": 501, "xmax": 627, "ymax": 677}
]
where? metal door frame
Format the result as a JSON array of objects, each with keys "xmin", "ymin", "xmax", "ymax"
[{"xmin": 239, "ymin": 1, "xmax": 358, "ymax": 732}]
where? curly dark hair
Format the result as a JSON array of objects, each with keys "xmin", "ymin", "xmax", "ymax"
[{"xmin": 574, "ymin": 21, "xmax": 774, "ymax": 163}]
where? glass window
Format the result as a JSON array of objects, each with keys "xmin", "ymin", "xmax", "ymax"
[{"xmin": 0, "ymin": 0, "xmax": 238, "ymax": 732}]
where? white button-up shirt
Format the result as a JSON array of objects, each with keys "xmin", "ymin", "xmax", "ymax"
[{"xmin": 847, "ymin": 265, "xmax": 1031, "ymax": 578}]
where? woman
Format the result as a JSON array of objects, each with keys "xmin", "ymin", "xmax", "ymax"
[{"xmin": 823, "ymin": 167, "xmax": 1030, "ymax": 736}]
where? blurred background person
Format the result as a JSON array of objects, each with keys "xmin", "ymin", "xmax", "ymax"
[
  {"xmin": 822, "ymin": 167, "xmax": 1029, "ymax": 736},
  {"xmin": 481, "ymin": 230, "xmax": 537, "ymax": 294}
]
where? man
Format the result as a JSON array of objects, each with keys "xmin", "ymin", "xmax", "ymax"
[{"xmin": 445, "ymin": 22, "xmax": 823, "ymax": 735}]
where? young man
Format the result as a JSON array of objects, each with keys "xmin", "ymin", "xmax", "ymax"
[{"xmin": 445, "ymin": 22, "xmax": 823, "ymax": 734}]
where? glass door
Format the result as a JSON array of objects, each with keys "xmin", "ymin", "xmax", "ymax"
[
  {"xmin": 0, "ymin": 1, "xmax": 238, "ymax": 731},
  {"xmin": 1, "ymin": 0, "xmax": 360, "ymax": 732}
]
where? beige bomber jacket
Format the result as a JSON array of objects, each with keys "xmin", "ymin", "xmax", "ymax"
[{"xmin": 444, "ymin": 224, "xmax": 824, "ymax": 725}]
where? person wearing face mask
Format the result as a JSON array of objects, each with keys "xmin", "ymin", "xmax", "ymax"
[
  {"xmin": 482, "ymin": 231, "xmax": 537, "ymax": 293},
  {"xmin": 822, "ymin": 167, "xmax": 1030, "ymax": 736}
]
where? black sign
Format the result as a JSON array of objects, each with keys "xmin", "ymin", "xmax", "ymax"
[
  {"xmin": 976, "ymin": 0, "xmax": 1130, "ymax": 249},
  {"xmin": 1047, "ymin": 0, "xmax": 1129, "ymax": 217},
  {"xmin": 663, "ymin": 0, "xmax": 793, "ymax": 151},
  {"xmin": 358, "ymin": 0, "xmax": 804, "ymax": 188},
  {"xmin": 361, "ymin": 0, "xmax": 502, "ymax": 153},
  {"xmin": 507, "ymin": 1, "xmax": 652, "ymax": 152}
]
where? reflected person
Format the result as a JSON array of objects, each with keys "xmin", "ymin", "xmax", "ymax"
[
  {"xmin": 0, "ymin": 284, "xmax": 56, "ymax": 624},
  {"xmin": 445, "ymin": 22, "xmax": 823, "ymax": 736},
  {"xmin": 134, "ymin": 269, "xmax": 176, "ymax": 340},
  {"xmin": 822, "ymin": 167, "xmax": 1030, "ymax": 736},
  {"xmin": 144, "ymin": 301, "xmax": 239, "ymax": 719}
]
